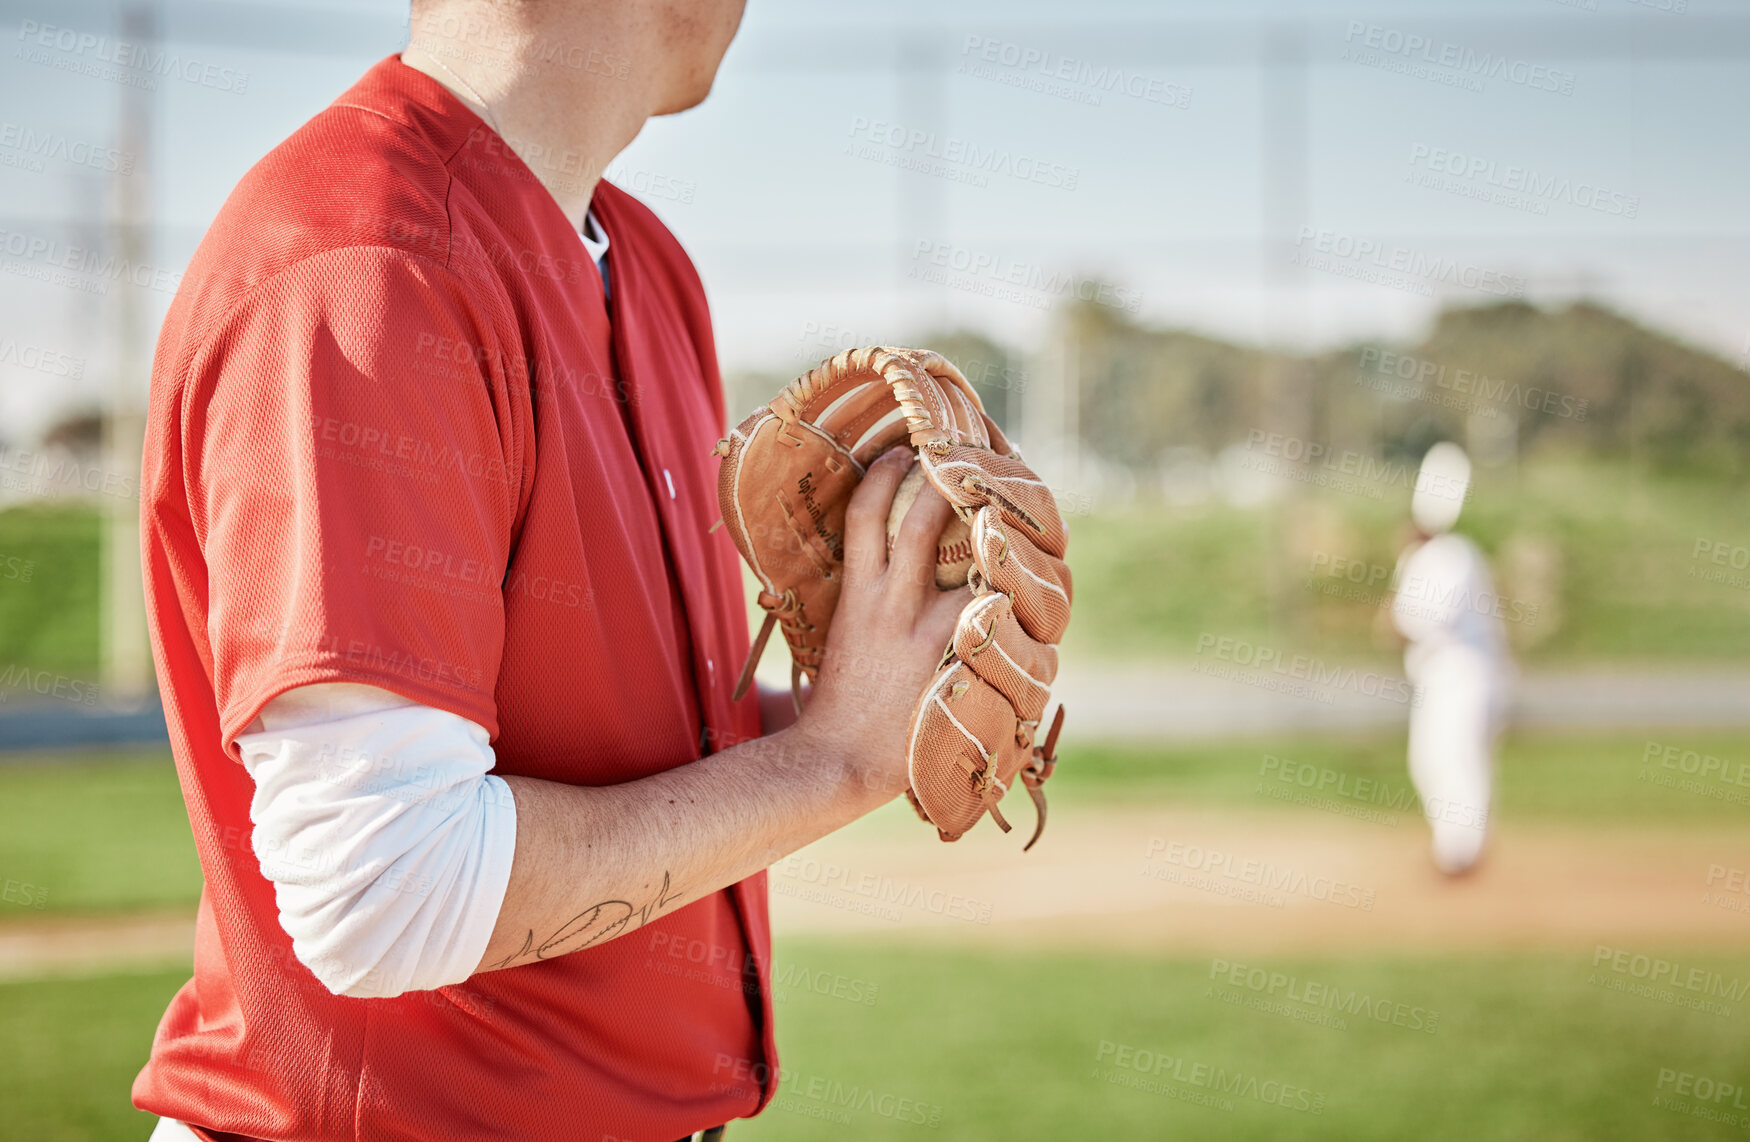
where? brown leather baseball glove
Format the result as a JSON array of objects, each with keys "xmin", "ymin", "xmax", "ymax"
[{"xmin": 712, "ymin": 346, "xmax": 1070, "ymax": 848}]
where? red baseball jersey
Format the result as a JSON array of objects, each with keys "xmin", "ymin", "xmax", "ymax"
[{"xmin": 133, "ymin": 55, "xmax": 775, "ymax": 1141}]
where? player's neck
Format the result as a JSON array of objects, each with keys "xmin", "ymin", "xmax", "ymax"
[{"xmin": 400, "ymin": 32, "xmax": 657, "ymax": 231}]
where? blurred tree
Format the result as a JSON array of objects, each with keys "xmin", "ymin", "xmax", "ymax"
[
  {"xmin": 41, "ymin": 411, "xmax": 105, "ymax": 454},
  {"xmin": 1064, "ymin": 298, "xmax": 1272, "ymax": 468},
  {"xmin": 731, "ymin": 298, "xmax": 1747, "ymax": 484},
  {"xmin": 1055, "ymin": 296, "xmax": 1750, "ymax": 482},
  {"xmin": 1400, "ymin": 300, "xmax": 1749, "ymax": 477}
]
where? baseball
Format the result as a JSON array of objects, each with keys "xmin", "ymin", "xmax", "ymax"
[{"xmin": 886, "ymin": 463, "xmax": 973, "ymax": 589}]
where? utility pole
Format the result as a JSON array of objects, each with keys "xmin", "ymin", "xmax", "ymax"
[
  {"xmin": 1261, "ymin": 22, "xmax": 1309, "ymax": 646},
  {"xmin": 1024, "ymin": 307, "xmax": 1080, "ymax": 497},
  {"xmin": 101, "ymin": 0, "xmax": 157, "ymax": 709},
  {"xmin": 895, "ymin": 32, "xmax": 947, "ymax": 332}
]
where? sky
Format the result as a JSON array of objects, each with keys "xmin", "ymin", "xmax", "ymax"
[{"xmin": 1, "ymin": 0, "xmax": 1747, "ymax": 442}]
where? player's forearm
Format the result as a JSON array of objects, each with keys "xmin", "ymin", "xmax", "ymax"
[
  {"xmin": 474, "ymin": 445, "xmax": 971, "ymax": 976},
  {"xmin": 474, "ymin": 721, "xmax": 890, "ymax": 973}
]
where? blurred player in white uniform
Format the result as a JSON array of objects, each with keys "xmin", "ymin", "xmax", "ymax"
[{"xmin": 1387, "ymin": 443, "xmax": 1513, "ymax": 875}]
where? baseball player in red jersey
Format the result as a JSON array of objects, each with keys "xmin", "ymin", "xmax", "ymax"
[{"xmin": 132, "ymin": 2, "xmax": 970, "ymax": 1139}]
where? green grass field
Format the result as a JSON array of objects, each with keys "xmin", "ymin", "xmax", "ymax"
[
  {"xmin": 0, "ymin": 750, "xmax": 200, "ymax": 921},
  {"xmin": 4, "ymin": 948, "xmax": 1748, "ymax": 1141},
  {"xmin": 1063, "ymin": 457, "xmax": 1750, "ymax": 663},
  {"xmin": 1064, "ymin": 730, "xmax": 1750, "ymax": 823},
  {"xmin": 0, "ymin": 969, "xmax": 186, "ymax": 1142},
  {"xmin": 0, "ymin": 504, "xmax": 102, "ymax": 680},
  {"xmin": 739, "ymin": 941, "xmax": 1750, "ymax": 1141}
]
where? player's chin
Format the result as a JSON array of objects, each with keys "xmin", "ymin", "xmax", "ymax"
[{"xmin": 653, "ymin": 73, "xmax": 716, "ymax": 116}]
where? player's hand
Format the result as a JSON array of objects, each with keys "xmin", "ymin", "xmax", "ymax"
[{"xmin": 794, "ymin": 446, "xmax": 971, "ymax": 800}]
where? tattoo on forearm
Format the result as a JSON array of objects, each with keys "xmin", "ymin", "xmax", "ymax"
[
  {"xmin": 488, "ymin": 930, "xmax": 536, "ymax": 971},
  {"xmin": 493, "ymin": 871, "xmax": 686, "ymax": 970}
]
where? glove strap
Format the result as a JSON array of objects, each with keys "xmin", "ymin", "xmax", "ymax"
[
  {"xmin": 1019, "ymin": 705, "xmax": 1066, "ymax": 852},
  {"xmin": 732, "ymin": 588, "xmax": 814, "ymax": 703},
  {"xmin": 731, "ymin": 611, "xmax": 778, "ymax": 702}
]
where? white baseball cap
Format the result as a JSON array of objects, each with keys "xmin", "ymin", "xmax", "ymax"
[{"xmin": 1410, "ymin": 442, "xmax": 1471, "ymax": 534}]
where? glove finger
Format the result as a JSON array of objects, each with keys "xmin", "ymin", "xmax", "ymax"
[
  {"xmin": 942, "ymin": 380, "xmax": 989, "ymax": 447},
  {"xmin": 970, "ymin": 508, "xmax": 1073, "ymax": 645},
  {"xmin": 920, "ymin": 446, "xmax": 1066, "ymax": 560},
  {"xmin": 952, "ymin": 592, "xmax": 1057, "ymax": 727},
  {"xmin": 907, "ymin": 662, "xmax": 1033, "ymax": 841},
  {"xmin": 891, "ymin": 348, "xmax": 990, "ymax": 449}
]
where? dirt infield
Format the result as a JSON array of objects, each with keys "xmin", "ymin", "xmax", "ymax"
[
  {"xmin": 3, "ymin": 801, "xmax": 1745, "ymax": 981},
  {"xmin": 766, "ymin": 800, "xmax": 1750, "ymax": 954},
  {"xmin": 0, "ymin": 910, "xmax": 194, "ymax": 982}
]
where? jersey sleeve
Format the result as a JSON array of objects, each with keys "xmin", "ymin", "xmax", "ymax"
[{"xmin": 184, "ymin": 246, "xmax": 529, "ymax": 752}]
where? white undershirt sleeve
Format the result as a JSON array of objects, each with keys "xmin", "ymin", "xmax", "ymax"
[{"xmin": 234, "ymin": 682, "xmax": 517, "ymax": 999}]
